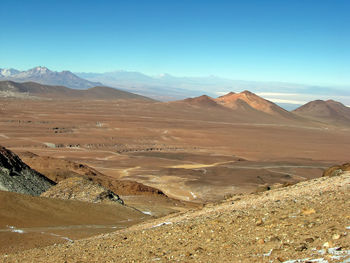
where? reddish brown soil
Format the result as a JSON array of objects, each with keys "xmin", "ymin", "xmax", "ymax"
[
  {"xmin": 0, "ymin": 97, "xmax": 349, "ymax": 259},
  {"xmin": 18, "ymin": 151, "xmax": 166, "ymax": 196},
  {"xmin": 0, "ymin": 98, "xmax": 349, "ymax": 202},
  {"xmin": 215, "ymin": 90, "xmax": 289, "ymax": 116},
  {"xmin": 0, "ymin": 190, "xmax": 148, "ymax": 254}
]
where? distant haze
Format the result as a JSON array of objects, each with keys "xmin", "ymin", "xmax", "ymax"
[
  {"xmin": 1, "ymin": 66, "xmax": 349, "ymax": 109},
  {"xmin": 76, "ymin": 70, "xmax": 350, "ymax": 108}
]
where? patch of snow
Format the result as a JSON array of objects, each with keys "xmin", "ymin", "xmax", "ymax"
[
  {"xmin": 152, "ymin": 222, "xmax": 172, "ymax": 228},
  {"xmin": 317, "ymin": 249, "xmax": 326, "ymax": 255},
  {"xmin": 283, "ymin": 259, "xmax": 328, "ymax": 263},
  {"xmin": 48, "ymin": 233, "xmax": 74, "ymax": 243},
  {"xmin": 142, "ymin": 211, "xmax": 152, "ymax": 216},
  {"xmin": 308, "ymin": 247, "xmax": 350, "ymax": 262},
  {"xmin": 7, "ymin": 225, "xmax": 25, "ymax": 234},
  {"xmin": 328, "ymin": 247, "xmax": 344, "ymax": 255},
  {"xmin": 61, "ymin": 236, "xmax": 74, "ymax": 242},
  {"xmin": 12, "ymin": 229, "xmax": 25, "ymax": 234},
  {"xmin": 263, "ymin": 249, "xmax": 273, "ymax": 257},
  {"xmin": 44, "ymin": 142, "xmax": 56, "ymax": 148},
  {"xmin": 0, "ymin": 68, "xmax": 19, "ymax": 77},
  {"xmin": 190, "ymin": 192, "xmax": 197, "ymax": 199}
]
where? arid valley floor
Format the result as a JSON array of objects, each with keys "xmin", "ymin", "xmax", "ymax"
[{"xmin": 1, "ymin": 92, "xmax": 350, "ymax": 262}]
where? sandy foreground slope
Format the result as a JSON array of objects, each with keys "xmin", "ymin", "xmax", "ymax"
[
  {"xmin": 0, "ymin": 190, "xmax": 148, "ymax": 254},
  {"xmin": 3, "ymin": 172, "xmax": 350, "ymax": 262}
]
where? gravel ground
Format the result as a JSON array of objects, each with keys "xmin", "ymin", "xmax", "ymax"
[{"xmin": 2, "ymin": 172, "xmax": 350, "ymax": 263}]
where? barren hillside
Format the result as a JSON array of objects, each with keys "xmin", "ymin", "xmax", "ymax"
[
  {"xmin": 0, "ymin": 81, "xmax": 154, "ymax": 101},
  {"xmin": 0, "ymin": 190, "xmax": 148, "ymax": 254},
  {"xmin": 3, "ymin": 168, "xmax": 350, "ymax": 262},
  {"xmin": 293, "ymin": 99, "xmax": 350, "ymax": 126}
]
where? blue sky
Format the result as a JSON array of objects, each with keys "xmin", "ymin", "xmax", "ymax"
[{"xmin": 1, "ymin": 0, "xmax": 349, "ymax": 86}]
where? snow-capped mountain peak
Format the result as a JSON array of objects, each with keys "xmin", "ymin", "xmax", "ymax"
[
  {"xmin": 0, "ymin": 68, "xmax": 20, "ymax": 77},
  {"xmin": 28, "ymin": 66, "xmax": 51, "ymax": 74},
  {"xmin": 0, "ymin": 66, "xmax": 102, "ymax": 89}
]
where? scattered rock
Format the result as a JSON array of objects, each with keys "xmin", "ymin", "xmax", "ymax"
[
  {"xmin": 41, "ymin": 177, "xmax": 124, "ymax": 205},
  {"xmin": 256, "ymin": 219, "xmax": 263, "ymax": 226},
  {"xmin": 269, "ymin": 236, "xmax": 281, "ymax": 242},
  {"xmin": 295, "ymin": 243, "xmax": 308, "ymax": 251},
  {"xmin": 323, "ymin": 241, "xmax": 334, "ymax": 248},
  {"xmin": 332, "ymin": 233, "xmax": 340, "ymax": 240},
  {"xmin": 302, "ymin": 208, "xmax": 316, "ymax": 215},
  {"xmin": 277, "ymin": 257, "xmax": 285, "ymax": 262},
  {"xmin": 304, "ymin": 237, "xmax": 314, "ymax": 243},
  {"xmin": 257, "ymin": 239, "xmax": 265, "ymax": 245},
  {"xmin": 323, "ymin": 163, "xmax": 350, "ymax": 177},
  {"xmin": 255, "ymin": 185, "xmax": 270, "ymax": 193}
]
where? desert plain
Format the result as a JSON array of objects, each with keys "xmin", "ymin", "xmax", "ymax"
[{"xmin": 0, "ymin": 93, "xmax": 349, "ymax": 258}]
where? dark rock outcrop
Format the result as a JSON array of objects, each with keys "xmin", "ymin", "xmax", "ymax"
[{"xmin": 0, "ymin": 145, "xmax": 55, "ymax": 195}]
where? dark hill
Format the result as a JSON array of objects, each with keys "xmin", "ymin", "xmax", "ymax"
[
  {"xmin": 0, "ymin": 81, "xmax": 155, "ymax": 101},
  {"xmin": 293, "ymin": 99, "xmax": 350, "ymax": 126},
  {"xmin": 0, "ymin": 145, "xmax": 54, "ymax": 195}
]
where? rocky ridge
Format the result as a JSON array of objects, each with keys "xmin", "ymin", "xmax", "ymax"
[
  {"xmin": 0, "ymin": 146, "xmax": 54, "ymax": 195},
  {"xmin": 41, "ymin": 177, "xmax": 124, "ymax": 205}
]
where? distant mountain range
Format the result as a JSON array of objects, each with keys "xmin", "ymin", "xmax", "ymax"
[
  {"xmin": 77, "ymin": 71, "xmax": 215, "ymax": 100},
  {"xmin": 76, "ymin": 71, "xmax": 350, "ymax": 108},
  {"xmin": 1, "ymin": 66, "xmax": 350, "ymax": 108},
  {"xmin": 0, "ymin": 79, "xmax": 349, "ymax": 126},
  {"xmin": 0, "ymin": 66, "xmax": 101, "ymax": 90}
]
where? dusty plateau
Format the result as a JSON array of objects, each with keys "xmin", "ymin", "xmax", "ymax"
[{"xmin": 0, "ymin": 90, "xmax": 349, "ymax": 261}]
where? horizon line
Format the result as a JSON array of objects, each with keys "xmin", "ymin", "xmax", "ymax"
[{"xmin": 1, "ymin": 65, "xmax": 349, "ymax": 89}]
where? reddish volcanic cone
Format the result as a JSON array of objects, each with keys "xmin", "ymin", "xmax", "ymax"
[{"xmin": 215, "ymin": 91, "xmax": 290, "ymax": 116}]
